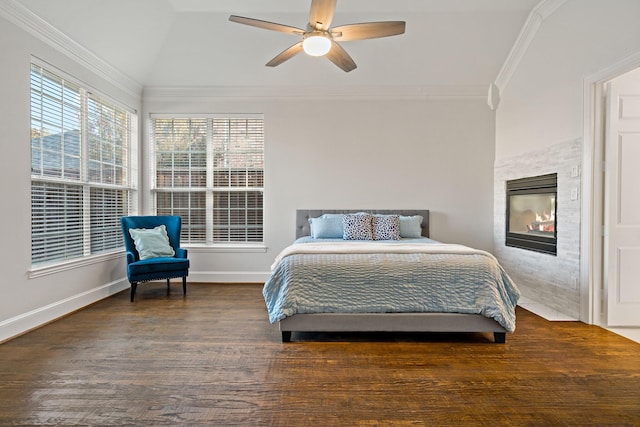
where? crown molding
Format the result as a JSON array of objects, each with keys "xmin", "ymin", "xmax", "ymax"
[
  {"xmin": 584, "ymin": 50, "xmax": 640, "ymax": 85},
  {"xmin": 143, "ymin": 85, "xmax": 488, "ymax": 102},
  {"xmin": 493, "ymin": 0, "xmax": 567, "ymax": 92},
  {"xmin": 0, "ymin": 0, "xmax": 142, "ymax": 99}
]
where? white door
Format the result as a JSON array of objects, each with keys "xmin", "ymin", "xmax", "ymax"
[{"xmin": 605, "ymin": 67, "xmax": 640, "ymax": 326}]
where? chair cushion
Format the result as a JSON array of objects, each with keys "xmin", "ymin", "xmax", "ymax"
[
  {"xmin": 128, "ymin": 225, "xmax": 175, "ymax": 260},
  {"xmin": 128, "ymin": 257, "xmax": 190, "ymax": 276}
]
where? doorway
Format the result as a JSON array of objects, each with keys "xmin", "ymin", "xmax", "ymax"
[{"xmin": 584, "ymin": 59, "xmax": 640, "ymax": 328}]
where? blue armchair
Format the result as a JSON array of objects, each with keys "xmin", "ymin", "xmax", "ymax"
[{"xmin": 120, "ymin": 216, "xmax": 190, "ymax": 302}]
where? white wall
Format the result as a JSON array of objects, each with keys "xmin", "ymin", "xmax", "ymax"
[
  {"xmin": 0, "ymin": 14, "xmax": 142, "ymax": 341},
  {"xmin": 494, "ymin": 0, "xmax": 640, "ymax": 319},
  {"xmin": 143, "ymin": 90, "xmax": 498, "ymax": 282},
  {"xmin": 496, "ymin": 0, "xmax": 640, "ymax": 158}
]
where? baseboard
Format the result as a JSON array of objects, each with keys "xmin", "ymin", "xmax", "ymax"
[
  {"xmin": 0, "ymin": 278, "xmax": 129, "ymax": 343},
  {"xmin": 187, "ymin": 271, "xmax": 270, "ymax": 283}
]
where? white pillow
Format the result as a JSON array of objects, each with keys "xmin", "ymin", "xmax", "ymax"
[{"xmin": 128, "ymin": 225, "xmax": 175, "ymax": 260}]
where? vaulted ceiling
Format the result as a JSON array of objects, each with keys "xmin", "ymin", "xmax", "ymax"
[{"xmin": 13, "ymin": 0, "xmax": 540, "ymax": 89}]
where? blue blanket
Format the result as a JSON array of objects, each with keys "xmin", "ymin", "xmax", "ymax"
[{"xmin": 263, "ymin": 240, "xmax": 521, "ymax": 332}]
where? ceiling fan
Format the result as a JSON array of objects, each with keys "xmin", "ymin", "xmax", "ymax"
[{"xmin": 229, "ymin": 0, "xmax": 406, "ymax": 72}]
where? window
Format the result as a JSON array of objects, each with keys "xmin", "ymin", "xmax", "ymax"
[
  {"xmin": 151, "ymin": 115, "xmax": 264, "ymax": 244},
  {"xmin": 30, "ymin": 63, "xmax": 136, "ymax": 267}
]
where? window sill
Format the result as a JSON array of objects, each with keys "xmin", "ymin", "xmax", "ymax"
[
  {"xmin": 29, "ymin": 250, "xmax": 124, "ymax": 279},
  {"xmin": 185, "ymin": 244, "xmax": 267, "ymax": 253}
]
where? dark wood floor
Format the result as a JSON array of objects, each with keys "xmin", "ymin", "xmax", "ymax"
[{"xmin": 0, "ymin": 283, "xmax": 638, "ymax": 426}]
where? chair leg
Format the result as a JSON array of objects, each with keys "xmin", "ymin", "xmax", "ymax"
[
  {"xmin": 182, "ymin": 276, "xmax": 187, "ymax": 296},
  {"xmin": 166, "ymin": 278, "xmax": 171, "ymax": 295},
  {"xmin": 130, "ymin": 282, "xmax": 138, "ymax": 302}
]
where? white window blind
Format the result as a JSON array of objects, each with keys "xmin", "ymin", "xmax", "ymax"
[
  {"xmin": 30, "ymin": 63, "xmax": 135, "ymax": 266},
  {"xmin": 152, "ymin": 116, "xmax": 264, "ymax": 243}
]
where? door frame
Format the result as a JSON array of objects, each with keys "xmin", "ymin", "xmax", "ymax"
[{"xmin": 582, "ymin": 52, "xmax": 640, "ymax": 325}]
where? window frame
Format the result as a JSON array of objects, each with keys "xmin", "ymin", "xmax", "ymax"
[
  {"xmin": 29, "ymin": 59, "xmax": 138, "ymax": 277},
  {"xmin": 150, "ymin": 114, "xmax": 265, "ymax": 248}
]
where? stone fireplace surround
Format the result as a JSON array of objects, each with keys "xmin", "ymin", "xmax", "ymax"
[{"xmin": 494, "ymin": 139, "xmax": 582, "ymax": 319}]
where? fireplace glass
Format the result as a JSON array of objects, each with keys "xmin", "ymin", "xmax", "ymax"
[
  {"xmin": 508, "ymin": 194, "xmax": 555, "ymax": 237},
  {"xmin": 505, "ymin": 173, "xmax": 557, "ymax": 255}
]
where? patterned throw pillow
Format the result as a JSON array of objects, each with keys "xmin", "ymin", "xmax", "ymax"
[
  {"xmin": 343, "ymin": 213, "xmax": 374, "ymax": 240},
  {"xmin": 373, "ymin": 215, "xmax": 400, "ymax": 240}
]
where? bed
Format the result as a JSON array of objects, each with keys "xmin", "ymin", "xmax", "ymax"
[{"xmin": 263, "ymin": 209, "xmax": 520, "ymax": 343}]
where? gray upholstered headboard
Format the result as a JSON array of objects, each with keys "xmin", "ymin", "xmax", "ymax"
[{"xmin": 296, "ymin": 209, "xmax": 430, "ymax": 239}]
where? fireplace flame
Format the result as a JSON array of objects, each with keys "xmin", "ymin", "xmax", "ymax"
[
  {"xmin": 529, "ymin": 210, "xmax": 555, "ymax": 233},
  {"xmin": 535, "ymin": 211, "xmax": 554, "ymax": 222}
]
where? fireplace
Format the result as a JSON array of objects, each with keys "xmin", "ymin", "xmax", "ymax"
[{"xmin": 505, "ymin": 173, "xmax": 557, "ymax": 255}]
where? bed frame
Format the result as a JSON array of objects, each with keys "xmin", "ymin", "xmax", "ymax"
[{"xmin": 278, "ymin": 209, "xmax": 509, "ymax": 343}]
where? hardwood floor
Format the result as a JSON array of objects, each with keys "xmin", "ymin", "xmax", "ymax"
[{"xmin": 0, "ymin": 283, "xmax": 638, "ymax": 426}]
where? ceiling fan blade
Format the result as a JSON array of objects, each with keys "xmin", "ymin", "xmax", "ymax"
[
  {"xmin": 309, "ymin": 0, "xmax": 336, "ymax": 30},
  {"xmin": 266, "ymin": 42, "xmax": 304, "ymax": 67},
  {"xmin": 325, "ymin": 41, "xmax": 357, "ymax": 72},
  {"xmin": 229, "ymin": 15, "xmax": 304, "ymax": 36},
  {"xmin": 331, "ymin": 21, "xmax": 406, "ymax": 41}
]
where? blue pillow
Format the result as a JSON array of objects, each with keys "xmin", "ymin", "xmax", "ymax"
[
  {"xmin": 309, "ymin": 214, "xmax": 344, "ymax": 238},
  {"xmin": 399, "ymin": 215, "xmax": 423, "ymax": 238},
  {"xmin": 128, "ymin": 225, "xmax": 175, "ymax": 260},
  {"xmin": 343, "ymin": 213, "xmax": 374, "ymax": 240}
]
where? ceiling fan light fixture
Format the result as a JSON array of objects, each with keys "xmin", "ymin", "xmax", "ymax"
[{"xmin": 302, "ymin": 33, "xmax": 332, "ymax": 56}]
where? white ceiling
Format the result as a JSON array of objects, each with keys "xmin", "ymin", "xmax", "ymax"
[{"xmin": 14, "ymin": 0, "xmax": 540, "ymax": 89}]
